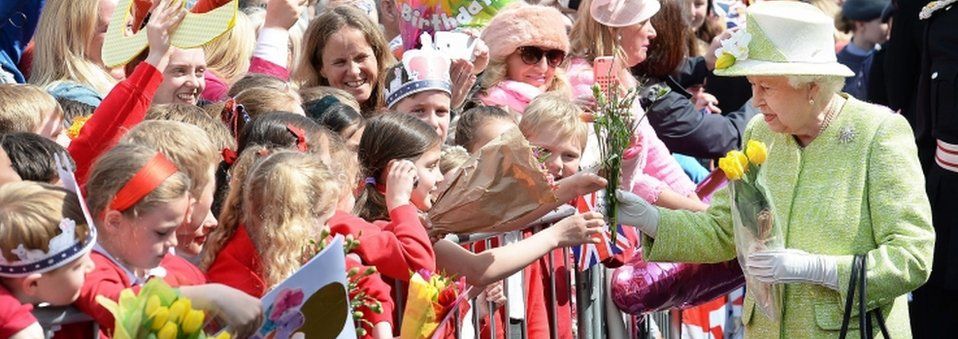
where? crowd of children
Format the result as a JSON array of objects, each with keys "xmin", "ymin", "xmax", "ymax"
[{"xmin": 0, "ymin": 0, "xmax": 919, "ymax": 337}]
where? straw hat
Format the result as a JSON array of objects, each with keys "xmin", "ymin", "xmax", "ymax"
[
  {"xmin": 712, "ymin": 1, "xmax": 854, "ymax": 78},
  {"xmin": 590, "ymin": 0, "xmax": 661, "ymax": 27}
]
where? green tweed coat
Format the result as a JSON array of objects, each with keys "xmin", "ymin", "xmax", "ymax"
[{"xmin": 643, "ymin": 95, "xmax": 935, "ymax": 338}]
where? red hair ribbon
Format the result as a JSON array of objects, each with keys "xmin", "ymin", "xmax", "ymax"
[
  {"xmin": 221, "ymin": 148, "xmax": 238, "ymax": 166},
  {"xmin": 286, "ymin": 124, "xmax": 309, "ymax": 152},
  {"xmin": 108, "ymin": 152, "xmax": 179, "ymax": 212}
]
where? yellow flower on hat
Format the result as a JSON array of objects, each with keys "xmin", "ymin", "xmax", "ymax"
[
  {"xmin": 716, "ymin": 53, "xmax": 736, "ymax": 70},
  {"xmin": 745, "ymin": 140, "xmax": 768, "ymax": 165},
  {"xmin": 67, "ymin": 115, "xmax": 91, "ymax": 140}
]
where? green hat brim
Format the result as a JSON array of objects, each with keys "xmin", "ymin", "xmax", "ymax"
[{"xmin": 714, "ymin": 59, "xmax": 855, "ymax": 78}]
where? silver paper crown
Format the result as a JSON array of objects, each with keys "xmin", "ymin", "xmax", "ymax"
[{"xmin": 0, "ymin": 153, "xmax": 98, "ymax": 277}]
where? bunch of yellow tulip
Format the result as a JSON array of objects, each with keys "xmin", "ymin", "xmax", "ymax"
[
  {"xmin": 718, "ymin": 140, "xmax": 767, "ymax": 181},
  {"xmin": 96, "ymin": 279, "xmax": 232, "ymax": 339}
]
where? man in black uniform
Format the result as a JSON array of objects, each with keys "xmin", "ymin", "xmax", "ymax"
[{"xmin": 908, "ymin": 0, "xmax": 958, "ymax": 336}]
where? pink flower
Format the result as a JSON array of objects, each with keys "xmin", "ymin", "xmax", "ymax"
[{"xmin": 269, "ymin": 288, "xmax": 305, "ymax": 321}]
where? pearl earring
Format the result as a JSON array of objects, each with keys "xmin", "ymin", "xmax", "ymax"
[{"xmin": 809, "ymin": 99, "xmax": 814, "ymax": 105}]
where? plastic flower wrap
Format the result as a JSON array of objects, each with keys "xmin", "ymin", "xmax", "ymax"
[
  {"xmin": 591, "ymin": 80, "xmax": 642, "ymax": 242},
  {"xmin": 96, "ymin": 278, "xmax": 231, "ymax": 339},
  {"xmin": 718, "ymin": 139, "xmax": 783, "ymax": 320},
  {"xmin": 400, "ymin": 270, "xmax": 468, "ymax": 339}
]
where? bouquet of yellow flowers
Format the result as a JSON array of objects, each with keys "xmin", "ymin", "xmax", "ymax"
[
  {"xmin": 96, "ymin": 279, "xmax": 231, "ymax": 339},
  {"xmin": 400, "ymin": 270, "xmax": 469, "ymax": 339},
  {"xmin": 718, "ymin": 140, "xmax": 783, "ymax": 321}
]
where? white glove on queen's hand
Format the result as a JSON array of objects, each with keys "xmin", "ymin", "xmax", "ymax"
[
  {"xmin": 597, "ymin": 189, "xmax": 660, "ymax": 238},
  {"xmin": 746, "ymin": 249, "xmax": 840, "ymax": 290}
]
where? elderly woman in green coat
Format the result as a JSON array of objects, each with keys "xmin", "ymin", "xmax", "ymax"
[{"xmin": 613, "ymin": 1, "xmax": 934, "ymax": 337}]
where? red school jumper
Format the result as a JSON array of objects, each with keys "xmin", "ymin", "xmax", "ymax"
[
  {"xmin": 0, "ymin": 284, "xmax": 37, "ymax": 338},
  {"xmin": 327, "ymin": 204, "xmax": 436, "ymax": 281},
  {"xmin": 205, "ymin": 225, "xmax": 395, "ymax": 337}
]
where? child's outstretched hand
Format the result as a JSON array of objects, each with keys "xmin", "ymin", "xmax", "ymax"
[
  {"xmin": 385, "ymin": 159, "xmax": 418, "ymax": 212},
  {"xmin": 145, "ymin": 0, "xmax": 187, "ymax": 71},
  {"xmin": 555, "ymin": 172, "xmax": 608, "ymax": 202},
  {"xmin": 548, "ymin": 212, "xmax": 605, "ymax": 248},
  {"xmin": 181, "ymin": 284, "xmax": 263, "ymax": 337}
]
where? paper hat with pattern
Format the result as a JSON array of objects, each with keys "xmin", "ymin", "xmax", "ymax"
[
  {"xmin": 0, "ymin": 154, "xmax": 97, "ymax": 277},
  {"xmin": 385, "ymin": 33, "xmax": 452, "ymax": 109},
  {"xmin": 712, "ymin": 1, "xmax": 854, "ymax": 78}
]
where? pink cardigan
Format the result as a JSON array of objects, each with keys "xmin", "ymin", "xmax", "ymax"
[{"xmin": 567, "ymin": 58, "xmax": 696, "ymax": 203}]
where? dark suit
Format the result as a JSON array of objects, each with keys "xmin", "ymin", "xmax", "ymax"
[{"xmin": 909, "ymin": 1, "xmax": 958, "ymax": 337}]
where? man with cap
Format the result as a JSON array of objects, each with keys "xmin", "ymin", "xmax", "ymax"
[{"xmin": 836, "ymin": 0, "xmax": 890, "ymax": 100}]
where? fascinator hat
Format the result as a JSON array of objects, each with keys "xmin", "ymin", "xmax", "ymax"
[
  {"xmin": 712, "ymin": 1, "xmax": 854, "ymax": 77},
  {"xmin": 590, "ymin": 0, "xmax": 661, "ymax": 27}
]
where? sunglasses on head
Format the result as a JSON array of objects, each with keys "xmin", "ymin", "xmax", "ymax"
[{"xmin": 518, "ymin": 46, "xmax": 566, "ymax": 67}]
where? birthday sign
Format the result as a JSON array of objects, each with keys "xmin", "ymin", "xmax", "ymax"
[
  {"xmin": 102, "ymin": 0, "xmax": 238, "ymax": 67},
  {"xmin": 397, "ymin": 0, "xmax": 515, "ymax": 50}
]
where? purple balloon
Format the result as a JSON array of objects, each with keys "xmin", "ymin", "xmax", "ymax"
[{"xmin": 610, "ymin": 251, "xmax": 745, "ymax": 315}]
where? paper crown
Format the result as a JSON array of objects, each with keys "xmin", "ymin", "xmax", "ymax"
[
  {"xmin": 0, "ymin": 154, "xmax": 97, "ymax": 277},
  {"xmin": 102, "ymin": 0, "xmax": 238, "ymax": 67},
  {"xmin": 385, "ymin": 33, "xmax": 452, "ymax": 109}
]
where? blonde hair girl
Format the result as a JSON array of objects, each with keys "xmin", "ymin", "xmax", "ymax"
[
  {"xmin": 243, "ymin": 151, "xmax": 340, "ymax": 289},
  {"xmin": 30, "ymin": 0, "xmax": 118, "ymax": 97}
]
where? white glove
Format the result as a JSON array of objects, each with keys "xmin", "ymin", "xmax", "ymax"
[
  {"xmin": 746, "ymin": 249, "xmax": 839, "ymax": 290},
  {"xmin": 597, "ymin": 189, "xmax": 660, "ymax": 238}
]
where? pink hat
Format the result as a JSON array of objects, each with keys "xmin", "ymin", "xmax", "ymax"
[
  {"xmin": 480, "ymin": 5, "xmax": 571, "ymax": 62},
  {"xmin": 590, "ymin": 0, "xmax": 661, "ymax": 27}
]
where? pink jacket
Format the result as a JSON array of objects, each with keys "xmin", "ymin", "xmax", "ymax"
[
  {"xmin": 477, "ymin": 80, "xmax": 544, "ymax": 115},
  {"xmin": 567, "ymin": 58, "xmax": 696, "ymax": 203}
]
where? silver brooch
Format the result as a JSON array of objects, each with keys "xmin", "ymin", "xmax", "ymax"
[{"xmin": 838, "ymin": 126, "xmax": 856, "ymax": 144}]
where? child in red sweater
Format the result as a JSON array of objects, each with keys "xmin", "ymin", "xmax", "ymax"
[
  {"xmin": 356, "ymin": 113, "xmax": 608, "ymax": 336},
  {"xmin": 78, "ymin": 143, "xmax": 262, "ymax": 337},
  {"xmin": 0, "ymin": 182, "xmax": 96, "ymax": 339}
]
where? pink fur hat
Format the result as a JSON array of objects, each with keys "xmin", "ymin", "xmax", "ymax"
[{"xmin": 481, "ymin": 4, "xmax": 571, "ymax": 62}]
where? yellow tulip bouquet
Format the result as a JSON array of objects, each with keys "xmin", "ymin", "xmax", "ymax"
[
  {"xmin": 718, "ymin": 140, "xmax": 783, "ymax": 320},
  {"xmin": 400, "ymin": 270, "xmax": 469, "ymax": 339},
  {"xmin": 96, "ymin": 279, "xmax": 231, "ymax": 339}
]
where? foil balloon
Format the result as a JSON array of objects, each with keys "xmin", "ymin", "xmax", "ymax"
[
  {"xmin": 395, "ymin": 0, "xmax": 515, "ymax": 51},
  {"xmin": 610, "ymin": 250, "xmax": 745, "ymax": 315}
]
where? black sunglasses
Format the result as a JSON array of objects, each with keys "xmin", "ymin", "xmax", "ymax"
[{"xmin": 518, "ymin": 46, "xmax": 566, "ymax": 67}]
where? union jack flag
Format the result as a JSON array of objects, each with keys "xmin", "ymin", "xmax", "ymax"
[{"xmin": 570, "ymin": 193, "xmax": 634, "ymax": 271}]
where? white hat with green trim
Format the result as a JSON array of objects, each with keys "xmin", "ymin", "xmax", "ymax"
[{"xmin": 712, "ymin": 1, "xmax": 854, "ymax": 77}]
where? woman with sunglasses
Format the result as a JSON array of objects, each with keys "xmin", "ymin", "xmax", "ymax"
[{"xmin": 476, "ymin": 4, "xmax": 572, "ymax": 117}]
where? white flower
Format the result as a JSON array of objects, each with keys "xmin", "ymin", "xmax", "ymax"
[{"xmin": 715, "ymin": 30, "xmax": 752, "ymax": 61}]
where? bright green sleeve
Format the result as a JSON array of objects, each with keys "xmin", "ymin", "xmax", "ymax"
[
  {"xmin": 834, "ymin": 113, "xmax": 935, "ymax": 313},
  {"xmin": 641, "ymin": 185, "xmax": 738, "ymax": 263}
]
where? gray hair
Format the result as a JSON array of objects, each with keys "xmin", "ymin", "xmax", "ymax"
[{"xmin": 785, "ymin": 75, "xmax": 845, "ymax": 101}]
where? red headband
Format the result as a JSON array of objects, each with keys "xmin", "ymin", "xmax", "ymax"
[
  {"xmin": 287, "ymin": 124, "xmax": 309, "ymax": 152},
  {"xmin": 108, "ymin": 152, "xmax": 179, "ymax": 212}
]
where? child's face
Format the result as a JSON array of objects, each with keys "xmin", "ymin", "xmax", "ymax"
[
  {"xmin": 343, "ymin": 124, "xmax": 364, "ymax": 150},
  {"xmin": 856, "ymin": 19, "xmax": 889, "ymax": 46},
  {"xmin": 394, "ymin": 91, "xmax": 452, "ymax": 141},
  {"xmin": 154, "ymin": 48, "xmax": 207, "ymax": 106},
  {"xmin": 36, "ymin": 109, "xmax": 66, "ymax": 146},
  {"xmin": 411, "ymin": 144, "xmax": 443, "ymax": 211},
  {"xmin": 469, "ymin": 118, "xmax": 516, "ymax": 153},
  {"xmin": 32, "ymin": 252, "xmax": 94, "ymax": 306},
  {"xmin": 176, "ymin": 166, "xmax": 217, "ymax": 257},
  {"xmin": 0, "ymin": 148, "xmax": 21, "ymax": 187},
  {"xmin": 526, "ymin": 131, "xmax": 582, "ymax": 180},
  {"xmin": 108, "ymin": 193, "xmax": 192, "ymax": 271}
]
